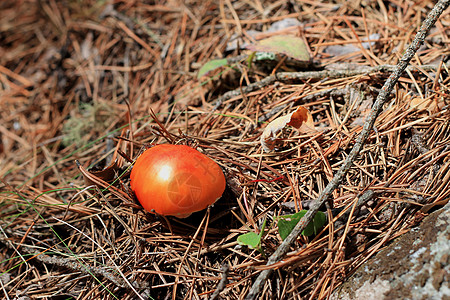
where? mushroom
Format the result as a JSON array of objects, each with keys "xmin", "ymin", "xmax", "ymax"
[{"xmin": 130, "ymin": 144, "xmax": 226, "ymax": 218}]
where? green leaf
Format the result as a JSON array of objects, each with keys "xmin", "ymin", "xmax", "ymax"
[
  {"xmin": 197, "ymin": 58, "xmax": 228, "ymax": 78},
  {"xmin": 237, "ymin": 231, "xmax": 261, "ymax": 250},
  {"xmin": 303, "ymin": 210, "xmax": 326, "ymax": 236},
  {"xmin": 237, "ymin": 218, "xmax": 267, "ymax": 250},
  {"xmin": 246, "ymin": 36, "xmax": 310, "ymax": 61},
  {"xmin": 277, "ymin": 210, "xmax": 326, "ymax": 240}
]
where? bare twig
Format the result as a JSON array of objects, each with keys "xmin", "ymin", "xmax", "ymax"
[
  {"xmin": 245, "ymin": 1, "xmax": 450, "ymax": 299},
  {"xmin": 209, "ymin": 264, "xmax": 230, "ymax": 300},
  {"xmin": 212, "ymin": 63, "xmax": 448, "ymax": 111}
]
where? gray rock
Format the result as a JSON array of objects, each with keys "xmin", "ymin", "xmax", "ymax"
[{"xmin": 332, "ymin": 201, "xmax": 450, "ymax": 300}]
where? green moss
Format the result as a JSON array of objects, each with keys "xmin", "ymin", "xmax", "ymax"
[{"xmin": 62, "ymin": 102, "xmax": 115, "ymax": 147}]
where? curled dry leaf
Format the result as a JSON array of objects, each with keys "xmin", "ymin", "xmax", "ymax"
[
  {"xmin": 261, "ymin": 106, "xmax": 315, "ymax": 152},
  {"xmin": 85, "ymin": 160, "xmax": 119, "ymax": 184}
]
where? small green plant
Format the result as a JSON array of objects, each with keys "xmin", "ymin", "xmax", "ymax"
[
  {"xmin": 237, "ymin": 210, "xmax": 326, "ymax": 254},
  {"xmin": 277, "ymin": 210, "xmax": 326, "ymax": 240},
  {"xmin": 237, "ymin": 218, "xmax": 267, "ymax": 256}
]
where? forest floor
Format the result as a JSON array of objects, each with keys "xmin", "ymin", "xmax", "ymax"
[{"xmin": 1, "ymin": 0, "xmax": 449, "ymax": 299}]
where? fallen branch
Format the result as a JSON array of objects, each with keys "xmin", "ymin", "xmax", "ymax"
[
  {"xmin": 212, "ymin": 63, "xmax": 449, "ymax": 111},
  {"xmin": 245, "ymin": 0, "xmax": 450, "ymax": 299}
]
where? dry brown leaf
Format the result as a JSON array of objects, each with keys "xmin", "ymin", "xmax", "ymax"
[
  {"xmin": 85, "ymin": 160, "xmax": 119, "ymax": 184},
  {"xmin": 409, "ymin": 97, "xmax": 445, "ymax": 112},
  {"xmin": 261, "ymin": 106, "xmax": 315, "ymax": 152}
]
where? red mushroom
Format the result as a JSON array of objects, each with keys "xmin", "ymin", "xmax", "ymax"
[{"xmin": 130, "ymin": 144, "xmax": 226, "ymax": 218}]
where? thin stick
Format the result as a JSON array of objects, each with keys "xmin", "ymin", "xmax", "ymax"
[
  {"xmin": 211, "ymin": 63, "xmax": 449, "ymax": 111},
  {"xmin": 245, "ymin": 1, "xmax": 450, "ymax": 299},
  {"xmin": 209, "ymin": 264, "xmax": 230, "ymax": 300}
]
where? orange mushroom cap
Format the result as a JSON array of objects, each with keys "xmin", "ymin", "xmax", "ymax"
[{"xmin": 130, "ymin": 144, "xmax": 226, "ymax": 218}]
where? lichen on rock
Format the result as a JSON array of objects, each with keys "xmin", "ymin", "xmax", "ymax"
[{"xmin": 332, "ymin": 201, "xmax": 450, "ymax": 300}]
